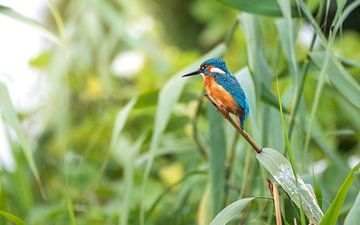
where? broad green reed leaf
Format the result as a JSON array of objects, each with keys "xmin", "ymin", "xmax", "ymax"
[
  {"xmin": 0, "ymin": 82, "xmax": 41, "ymax": 191},
  {"xmin": 239, "ymin": 13, "xmax": 291, "ymax": 115},
  {"xmin": 110, "ymin": 98, "xmax": 137, "ymax": 150},
  {"xmin": 344, "ymin": 191, "xmax": 360, "ymax": 225},
  {"xmin": 240, "ymin": 14, "xmax": 273, "ymax": 91},
  {"xmin": 218, "ymin": 0, "xmax": 283, "ymax": 17},
  {"xmin": 320, "ymin": 163, "xmax": 360, "ymax": 225},
  {"xmin": 141, "ymin": 44, "xmax": 227, "ymax": 225},
  {"xmin": 0, "ymin": 210, "xmax": 26, "ymax": 225},
  {"xmin": 256, "ymin": 148, "xmax": 324, "ymax": 224},
  {"xmin": 0, "ymin": 5, "xmax": 60, "ymax": 44},
  {"xmin": 209, "ymin": 197, "xmax": 255, "ymax": 225},
  {"xmin": 275, "ymin": 0, "xmax": 298, "ymax": 83},
  {"xmin": 309, "ymin": 52, "xmax": 360, "ymax": 109},
  {"xmin": 207, "ymin": 104, "xmax": 226, "ymax": 216},
  {"xmin": 275, "ymin": 19, "xmax": 298, "ymax": 83}
]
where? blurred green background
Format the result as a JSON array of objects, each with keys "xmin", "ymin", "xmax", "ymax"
[{"xmin": 0, "ymin": 0, "xmax": 359, "ymax": 224}]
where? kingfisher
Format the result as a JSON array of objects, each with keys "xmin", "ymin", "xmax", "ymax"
[{"xmin": 182, "ymin": 58, "xmax": 249, "ymax": 129}]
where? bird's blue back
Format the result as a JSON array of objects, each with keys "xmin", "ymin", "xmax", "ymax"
[{"xmin": 215, "ymin": 72, "xmax": 249, "ymax": 118}]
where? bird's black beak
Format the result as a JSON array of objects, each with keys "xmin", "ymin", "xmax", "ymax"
[{"xmin": 181, "ymin": 70, "xmax": 201, "ymax": 77}]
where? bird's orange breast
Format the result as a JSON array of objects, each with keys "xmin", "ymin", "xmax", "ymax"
[{"xmin": 203, "ymin": 75, "xmax": 240, "ymax": 115}]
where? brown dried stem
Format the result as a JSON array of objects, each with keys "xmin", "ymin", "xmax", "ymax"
[{"xmin": 267, "ymin": 179, "xmax": 282, "ymax": 225}]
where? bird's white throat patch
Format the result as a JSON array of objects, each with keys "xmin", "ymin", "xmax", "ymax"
[{"xmin": 210, "ymin": 67, "xmax": 226, "ymax": 74}]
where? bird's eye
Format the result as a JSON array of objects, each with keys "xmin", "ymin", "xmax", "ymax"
[{"xmin": 200, "ymin": 65, "xmax": 206, "ymax": 70}]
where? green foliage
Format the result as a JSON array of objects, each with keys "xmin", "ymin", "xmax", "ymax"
[
  {"xmin": 320, "ymin": 163, "xmax": 360, "ymax": 225},
  {"xmin": 344, "ymin": 191, "xmax": 360, "ymax": 225},
  {"xmin": 209, "ymin": 197, "xmax": 255, "ymax": 225},
  {"xmin": 219, "ymin": 0, "xmax": 283, "ymax": 17},
  {"xmin": 0, "ymin": 82, "xmax": 42, "ymax": 194},
  {"xmin": 0, "ymin": 0, "xmax": 359, "ymax": 224},
  {"xmin": 257, "ymin": 148, "xmax": 323, "ymax": 224},
  {"xmin": 208, "ymin": 104, "xmax": 226, "ymax": 217},
  {"xmin": 0, "ymin": 210, "xmax": 26, "ymax": 225}
]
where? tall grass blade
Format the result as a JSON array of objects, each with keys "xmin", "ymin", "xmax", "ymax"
[
  {"xmin": 218, "ymin": 0, "xmax": 283, "ymax": 17},
  {"xmin": 275, "ymin": 19, "xmax": 298, "ymax": 83},
  {"xmin": 240, "ymin": 14, "xmax": 273, "ymax": 97},
  {"xmin": 119, "ymin": 134, "xmax": 147, "ymax": 225},
  {"xmin": 46, "ymin": 0, "xmax": 65, "ymax": 39},
  {"xmin": 256, "ymin": 148, "xmax": 324, "ymax": 224},
  {"xmin": 319, "ymin": 163, "xmax": 360, "ymax": 225},
  {"xmin": 309, "ymin": 52, "xmax": 360, "ymax": 109},
  {"xmin": 207, "ymin": 104, "xmax": 226, "ymax": 217},
  {"xmin": 0, "ymin": 82, "xmax": 42, "ymax": 193},
  {"xmin": 344, "ymin": 191, "xmax": 360, "ymax": 225},
  {"xmin": 66, "ymin": 197, "xmax": 76, "ymax": 225},
  {"xmin": 0, "ymin": 210, "xmax": 26, "ymax": 225},
  {"xmin": 111, "ymin": 98, "xmax": 137, "ymax": 150},
  {"xmin": 209, "ymin": 197, "xmax": 255, "ymax": 225},
  {"xmin": 198, "ymin": 185, "xmax": 211, "ymax": 225},
  {"xmin": 275, "ymin": 76, "xmax": 297, "ymax": 176},
  {"xmin": 141, "ymin": 44, "xmax": 227, "ymax": 225},
  {"xmin": 275, "ymin": 0, "xmax": 298, "ymax": 83},
  {"xmin": 0, "ymin": 5, "xmax": 60, "ymax": 44},
  {"xmin": 276, "ymin": 75, "xmax": 307, "ymax": 225}
]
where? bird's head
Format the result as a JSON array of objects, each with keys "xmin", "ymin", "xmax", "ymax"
[{"xmin": 181, "ymin": 58, "xmax": 229, "ymax": 78}]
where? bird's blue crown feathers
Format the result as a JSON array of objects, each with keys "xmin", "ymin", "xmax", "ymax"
[{"xmin": 200, "ymin": 58, "xmax": 229, "ymax": 73}]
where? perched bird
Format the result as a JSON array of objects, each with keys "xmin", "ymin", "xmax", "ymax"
[{"xmin": 182, "ymin": 58, "xmax": 249, "ymax": 129}]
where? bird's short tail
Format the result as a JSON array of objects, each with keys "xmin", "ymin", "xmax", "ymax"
[{"xmin": 239, "ymin": 116, "xmax": 245, "ymax": 129}]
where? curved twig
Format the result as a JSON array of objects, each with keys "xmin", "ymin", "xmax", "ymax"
[{"xmin": 204, "ymin": 94, "xmax": 262, "ymax": 154}]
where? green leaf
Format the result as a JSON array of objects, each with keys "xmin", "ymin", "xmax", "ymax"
[
  {"xmin": 218, "ymin": 0, "xmax": 282, "ymax": 17},
  {"xmin": 207, "ymin": 104, "xmax": 226, "ymax": 217},
  {"xmin": 0, "ymin": 82, "xmax": 42, "ymax": 192},
  {"xmin": 344, "ymin": 191, "xmax": 360, "ymax": 225},
  {"xmin": 29, "ymin": 51, "xmax": 51, "ymax": 69},
  {"xmin": 0, "ymin": 210, "xmax": 26, "ymax": 225},
  {"xmin": 134, "ymin": 90, "xmax": 159, "ymax": 108},
  {"xmin": 309, "ymin": 52, "xmax": 360, "ymax": 109},
  {"xmin": 256, "ymin": 148, "xmax": 324, "ymax": 224},
  {"xmin": 66, "ymin": 197, "xmax": 76, "ymax": 225},
  {"xmin": 0, "ymin": 5, "xmax": 60, "ymax": 44},
  {"xmin": 275, "ymin": 19, "xmax": 298, "ymax": 83},
  {"xmin": 110, "ymin": 98, "xmax": 137, "ymax": 150},
  {"xmin": 275, "ymin": 0, "xmax": 298, "ymax": 82},
  {"xmin": 119, "ymin": 135, "xmax": 147, "ymax": 225},
  {"xmin": 209, "ymin": 197, "xmax": 255, "ymax": 225},
  {"xmin": 260, "ymin": 83, "xmax": 290, "ymax": 114},
  {"xmin": 240, "ymin": 14, "xmax": 273, "ymax": 92},
  {"xmin": 320, "ymin": 163, "xmax": 360, "ymax": 225}
]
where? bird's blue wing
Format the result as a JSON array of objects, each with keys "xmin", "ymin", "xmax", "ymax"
[{"xmin": 215, "ymin": 74, "xmax": 249, "ymax": 118}]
